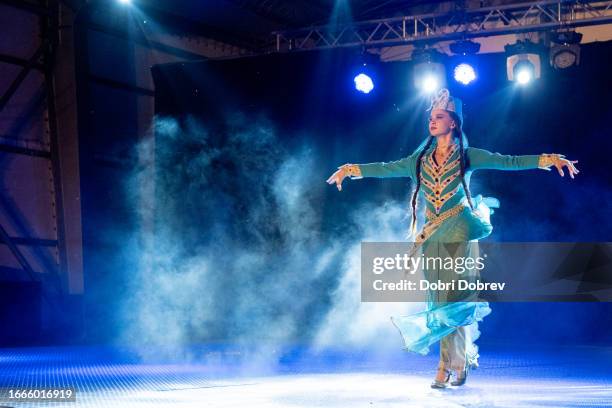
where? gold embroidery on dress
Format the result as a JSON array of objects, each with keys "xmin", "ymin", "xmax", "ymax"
[
  {"xmin": 422, "ymin": 165, "xmax": 460, "ymax": 191},
  {"xmin": 422, "ymin": 158, "xmax": 459, "ymax": 182},
  {"xmin": 425, "ymin": 203, "xmax": 464, "ymax": 223},
  {"xmin": 424, "ymin": 186, "xmax": 459, "ymax": 213},
  {"xmin": 428, "ymin": 145, "xmax": 457, "ymax": 169},
  {"xmin": 420, "ymin": 147, "xmax": 462, "ymax": 215},
  {"xmin": 423, "ymin": 156, "xmax": 460, "ymax": 181}
]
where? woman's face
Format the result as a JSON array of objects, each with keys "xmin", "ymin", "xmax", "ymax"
[{"xmin": 428, "ymin": 109, "xmax": 456, "ymax": 137}]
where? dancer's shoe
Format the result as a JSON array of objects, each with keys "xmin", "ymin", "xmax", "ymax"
[
  {"xmin": 430, "ymin": 368, "xmax": 451, "ymax": 389},
  {"xmin": 451, "ymin": 365, "xmax": 470, "ymax": 386}
]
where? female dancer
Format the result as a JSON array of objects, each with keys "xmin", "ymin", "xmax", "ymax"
[{"xmin": 326, "ymin": 89, "xmax": 579, "ymax": 388}]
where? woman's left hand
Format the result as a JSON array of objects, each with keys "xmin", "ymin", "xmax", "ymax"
[{"xmin": 539, "ymin": 154, "xmax": 580, "ymax": 179}]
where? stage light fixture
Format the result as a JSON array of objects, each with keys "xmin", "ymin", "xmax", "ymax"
[
  {"xmin": 449, "ymin": 40, "xmax": 479, "ymax": 86},
  {"xmin": 514, "ymin": 60, "xmax": 534, "ymax": 85},
  {"xmin": 354, "ymin": 73, "xmax": 374, "ymax": 94},
  {"xmin": 422, "ymin": 75, "xmax": 439, "ymax": 93},
  {"xmin": 505, "ymin": 41, "xmax": 541, "ymax": 84},
  {"xmin": 449, "ymin": 40, "xmax": 481, "ymax": 56},
  {"xmin": 352, "ymin": 50, "xmax": 379, "ymax": 95},
  {"xmin": 412, "ymin": 48, "xmax": 446, "ymax": 94},
  {"xmin": 550, "ymin": 31, "xmax": 582, "ymax": 69},
  {"xmin": 453, "ymin": 63, "xmax": 476, "ymax": 85}
]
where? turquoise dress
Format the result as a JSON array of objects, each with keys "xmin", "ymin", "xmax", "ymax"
[{"xmin": 358, "ymin": 143, "xmax": 541, "ymax": 357}]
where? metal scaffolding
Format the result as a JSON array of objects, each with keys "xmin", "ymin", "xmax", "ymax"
[
  {"xmin": 0, "ymin": 0, "xmax": 75, "ymax": 334},
  {"xmin": 0, "ymin": 0, "xmax": 68, "ymax": 297},
  {"xmin": 272, "ymin": 0, "xmax": 612, "ymax": 52}
]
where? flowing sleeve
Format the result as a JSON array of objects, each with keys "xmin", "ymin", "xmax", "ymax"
[
  {"xmin": 467, "ymin": 147, "xmax": 541, "ymax": 171},
  {"xmin": 357, "ymin": 152, "xmax": 418, "ymax": 180}
]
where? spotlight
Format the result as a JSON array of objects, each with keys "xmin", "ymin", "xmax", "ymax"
[
  {"xmin": 422, "ymin": 75, "xmax": 440, "ymax": 93},
  {"xmin": 514, "ymin": 60, "xmax": 534, "ymax": 85},
  {"xmin": 550, "ymin": 31, "xmax": 582, "ymax": 69},
  {"xmin": 412, "ymin": 48, "xmax": 446, "ymax": 93},
  {"xmin": 449, "ymin": 40, "xmax": 479, "ymax": 86},
  {"xmin": 118, "ymin": 0, "xmax": 131, "ymax": 4},
  {"xmin": 453, "ymin": 63, "xmax": 477, "ymax": 85},
  {"xmin": 505, "ymin": 41, "xmax": 541, "ymax": 84},
  {"xmin": 354, "ymin": 73, "xmax": 374, "ymax": 94},
  {"xmin": 352, "ymin": 51, "xmax": 379, "ymax": 94}
]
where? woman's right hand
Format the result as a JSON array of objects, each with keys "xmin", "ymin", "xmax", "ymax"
[
  {"xmin": 326, "ymin": 167, "xmax": 348, "ymax": 191},
  {"xmin": 326, "ymin": 164, "xmax": 362, "ymax": 191}
]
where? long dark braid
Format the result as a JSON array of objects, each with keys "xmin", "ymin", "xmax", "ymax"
[{"xmin": 410, "ymin": 136, "xmax": 434, "ymax": 235}]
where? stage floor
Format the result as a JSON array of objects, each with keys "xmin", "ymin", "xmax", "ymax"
[{"xmin": 0, "ymin": 343, "xmax": 610, "ymax": 407}]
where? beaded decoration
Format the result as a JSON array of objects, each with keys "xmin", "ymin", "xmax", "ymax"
[
  {"xmin": 421, "ymin": 146, "xmax": 462, "ymax": 215},
  {"xmin": 339, "ymin": 163, "xmax": 363, "ymax": 179},
  {"xmin": 428, "ymin": 88, "xmax": 463, "ymax": 123},
  {"xmin": 538, "ymin": 153, "xmax": 565, "ymax": 169}
]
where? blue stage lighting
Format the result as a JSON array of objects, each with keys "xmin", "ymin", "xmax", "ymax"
[
  {"xmin": 421, "ymin": 74, "xmax": 440, "ymax": 94},
  {"xmin": 514, "ymin": 60, "xmax": 534, "ymax": 85},
  {"xmin": 354, "ymin": 73, "xmax": 374, "ymax": 94},
  {"xmin": 505, "ymin": 41, "xmax": 541, "ymax": 84},
  {"xmin": 413, "ymin": 59, "xmax": 446, "ymax": 94},
  {"xmin": 454, "ymin": 63, "xmax": 476, "ymax": 85},
  {"xmin": 412, "ymin": 49, "xmax": 446, "ymax": 94},
  {"xmin": 118, "ymin": 0, "xmax": 131, "ymax": 4}
]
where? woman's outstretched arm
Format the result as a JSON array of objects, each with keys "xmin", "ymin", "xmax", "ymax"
[
  {"xmin": 326, "ymin": 154, "xmax": 417, "ymax": 191},
  {"xmin": 467, "ymin": 147, "xmax": 579, "ymax": 178}
]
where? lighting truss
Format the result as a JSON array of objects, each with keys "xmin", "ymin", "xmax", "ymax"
[{"xmin": 272, "ymin": 0, "xmax": 612, "ymax": 52}]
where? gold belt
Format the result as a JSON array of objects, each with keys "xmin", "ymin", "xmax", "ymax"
[
  {"xmin": 414, "ymin": 203, "xmax": 465, "ymax": 243},
  {"xmin": 425, "ymin": 203, "xmax": 465, "ymax": 225},
  {"xmin": 406, "ymin": 202, "xmax": 467, "ymax": 259}
]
